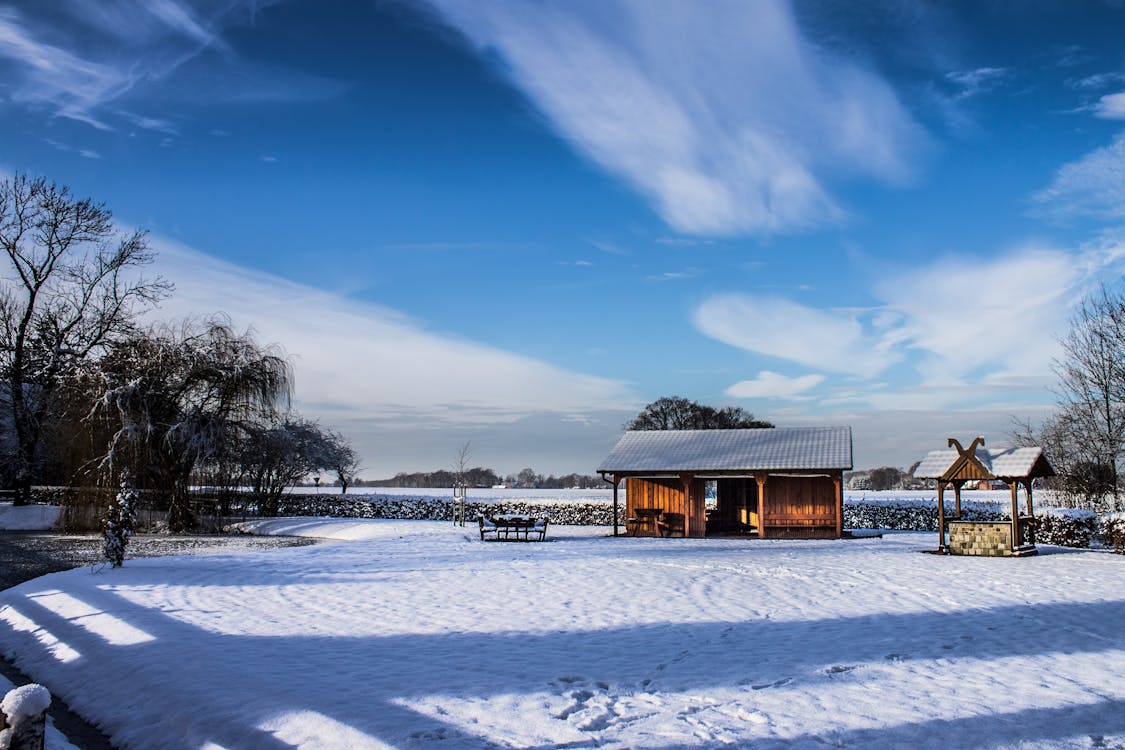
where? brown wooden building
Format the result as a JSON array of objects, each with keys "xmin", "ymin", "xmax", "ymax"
[{"xmin": 597, "ymin": 427, "xmax": 853, "ymax": 539}]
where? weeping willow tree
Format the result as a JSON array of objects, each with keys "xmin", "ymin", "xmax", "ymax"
[{"xmin": 88, "ymin": 318, "xmax": 291, "ymax": 531}]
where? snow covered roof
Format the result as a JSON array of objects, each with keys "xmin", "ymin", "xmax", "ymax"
[
  {"xmin": 914, "ymin": 445, "xmax": 1052, "ymax": 480},
  {"xmin": 598, "ymin": 427, "xmax": 853, "ymax": 473}
]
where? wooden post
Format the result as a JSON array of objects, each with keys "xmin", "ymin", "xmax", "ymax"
[
  {"xmin": 756, "ymin": 474, "xmax": 768, "ymax": 539},
  {"xmin": 833, "ymin": 473, "xmax": 843, "ymax": 538},
  {"xmin": 1025, "ymin": 481, "xmax": 1036, "ymax": 546},
  {"xmin": 1, "ymin": 684, "xmax": 50, "ymax": 750},
  {"xmin": 681, "ymin": 473, "xmax": 694, "ymax": 537},
  {"xmin": 611, "ymin": 475, "xmax": 620, "ymax": 537},
  {"xmin": 1010, "ymin": 481, "xmax": 1020, "ymax": 552},
  {"xmin": 936, "ymin": 481, "xmax": 947, "ymax": 552},
  {"xmin": 953, "ymin": 481, "xmax": 963, "ymax": 519}
]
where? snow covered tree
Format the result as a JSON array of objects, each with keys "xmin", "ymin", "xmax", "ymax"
[
  {"xmin": 103, "ymin": 479, "xmax": 138, "ymax": 567},
  {"xmin": 88, "ymin": 318, "xmax": 290, "ymax": 530},
  {"xmin": 0, "ymin": 174, "xmax": 169, "ymax": 503}
]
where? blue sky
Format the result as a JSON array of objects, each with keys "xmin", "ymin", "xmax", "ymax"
[{"xmin": 3, "ymin": 1, "xmax": 1125, "ymax": 477}]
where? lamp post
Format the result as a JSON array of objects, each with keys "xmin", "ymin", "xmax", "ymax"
[{"xmin": 313, "ymin": 476, "xmax": 320, "ymax": 494}]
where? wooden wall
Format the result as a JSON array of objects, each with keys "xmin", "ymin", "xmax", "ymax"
[
  {"xmin": 626, "ymin": 477, "xmax": 707, "ymax": 537},
  {"xmin": 761, "ymin": 475, "xmax": 838, "ymax": 539}
]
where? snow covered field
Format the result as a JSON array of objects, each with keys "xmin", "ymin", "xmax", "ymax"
[{"xmin": 1, "ymin": 518, "xmax": 1123, "ymax": 749}]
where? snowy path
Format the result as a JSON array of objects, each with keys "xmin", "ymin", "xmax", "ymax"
[{"xmin": 1, "ymin": 520, "xmax": 1123, "ymax": 749}]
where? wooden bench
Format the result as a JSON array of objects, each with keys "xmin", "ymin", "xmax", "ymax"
[
  {"xmin": 658, "ymin": 512, "xmax": 685, "ymax": 538},
  {"xmin": 479, "ymin": 515, "xmax": 548, "ymax": 542}
]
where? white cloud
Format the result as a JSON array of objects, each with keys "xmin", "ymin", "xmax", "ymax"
[
  {"xmin": 1094, "ymin": 92, "xmax": 1125, "ymax": 119},
  {"xmin": 148, "ymin": 236, "xmax": 637, "ymax": 428},
  {"xmin": 945, "ymin": 67, "xmax": 1007, "ymax": 99},
  {"xmin": 726, "ymin": 371, "xmax": 825, "ymax": 400},
  {"xmin": 693, "ymin": 294, "xmax": 891, "ymax": 377},
  {"xmin": 873, "ymin": 245, "xmax": 1090, "ymax": 383},
  {"xmin": 423, "ymin": 0, "xmax": 926, "ymax": 236},
  {"xmin": 698, "ymin": 239, "xmax": 1125, "ymax": 409},
  {"xmin": 1033, "ymin": 133, "xmax": 1125, "ymax": 220},
  {"xmin": 0, "ymin": 1, "xmax": 335, "ymax": 130}
]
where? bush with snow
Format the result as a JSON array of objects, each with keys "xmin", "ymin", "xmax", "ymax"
[
  {"xmin": 1035, "ymin": 508, "xmax": 1097, "ymax": 548},
  {"xmin": 1103, "ymin": 513, "xmax": 1125, "ymax": 554},
  {"xmin": 103, "ymin": 482, "xmax": 138, "ymax": 567}
]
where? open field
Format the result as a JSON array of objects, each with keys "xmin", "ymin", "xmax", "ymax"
[{"xmin": 1, "ymin": 518, "xmax": 1122, "ymax": 749}]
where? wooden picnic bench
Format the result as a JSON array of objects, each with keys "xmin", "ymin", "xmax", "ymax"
[{"xmin": 478, "ymin": 515, "xmax": 549, "ymax": 542}]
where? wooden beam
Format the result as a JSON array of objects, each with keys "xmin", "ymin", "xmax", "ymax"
[
  {"xmin": 612, "ymin": 474, "xmax": 620, "ymax": 537},
  {"xmin": 1010, "ymin": 480, "xmax": 1020, "ymax": 552},
  {"xmin": 833, "ymin": 473, "xmax": 843, "ymax": 538},
  {"xmin": 756, "ymin": 474, "xmax": 768, "ymax": 539},
  {"xmin": 936, "ymin": 481, "xmax": 947, "ymax": 553}
]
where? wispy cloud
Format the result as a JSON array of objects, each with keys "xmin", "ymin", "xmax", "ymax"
[
  {"xmin": 648, "ymin": 268, "xmax": 702, "ymax": 282},
  {"xmin": 945, "ymin": 67, "xmax": 1008, "ymax": 99},
  {"xmin": 149, "ymin": 236, "xmax": 637, "ymax": 429},
  {"xmin": 0, "ymin": 1, "xmax": 337, "ymax": 131},
  {"xmin": 1033, "ymin": 132, "xmax": 1125, "ymax": 220},
  {"xmin": 726, "ymin": 371, "xmax": 825, "ymax": 400},
  {"xmin": 423, "ymin": 0, "xmax": 927, "ymax": 236},
  {"xmin": 1067, "ymin": 71, "xmax": 1125, "ymax": 90},
  {"xmin": 696, "ymin": 238, "xmax": 1125, "ymax": 407},
  {"xmin": 694, "ymin": 294, "xmax": 891, "ymax": 378}
]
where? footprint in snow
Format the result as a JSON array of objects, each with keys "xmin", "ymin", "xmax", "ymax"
[
  {"xmin": 824, "ymin": 664, "xmax": 857, "ymax": 675},
  {"xmin": 736, "ymin": 708, "xmax": 769, "ymax": 725}
]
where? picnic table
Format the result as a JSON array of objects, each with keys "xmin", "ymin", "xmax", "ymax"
[{"xmin": 478, "ymin": 514, "xmax": 548, "ymax": 542}]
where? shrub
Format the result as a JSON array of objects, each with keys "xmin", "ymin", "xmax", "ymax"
[
  {"xmin": 1102, "ymin": 513, "xmax": 1125, "ymax": 554},
  {"xmin": 1034, "ymin": 508, "xmax": 1096, "ymax": 548}
]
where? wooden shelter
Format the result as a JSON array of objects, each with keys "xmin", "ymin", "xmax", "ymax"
[
  {"xmin": 914, "ymin": 437, "xmax": 1055, "ymax": 557},
  {"xmin": 597, "ymin": 427, "xmax": 853, "ymax": 539}
]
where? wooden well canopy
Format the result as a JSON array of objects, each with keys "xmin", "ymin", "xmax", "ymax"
[
  {"xmin": 914, "ymin": 437, "xmax": 1055, "ymax": 556},
  {"xmin": 598, "ymin": 427, "xmax": 853, "ymax": 539}
]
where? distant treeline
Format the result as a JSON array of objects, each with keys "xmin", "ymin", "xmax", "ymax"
[{"xmin": 356, "ymin": 467, "xmax": 606, "ymax": 489}]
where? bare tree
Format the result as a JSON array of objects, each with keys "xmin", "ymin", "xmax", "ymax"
[
  {"xmin": 452, "ymin": 440, "xmax": 471, "ymax": 488},
  {"xmin": 0, "ymin": 174, "xmax": 169, "ymax": 502},
  {"xmin": 326, "ymin": 430, "xmax": 360, "ymax": 494},
  {"xmin": 89, "ymin": 319, "xmax": 290, "ymax": 530},
  {"xmin": 1052, "ymin": 287, "xmax": 1125, "ymax": 508}
]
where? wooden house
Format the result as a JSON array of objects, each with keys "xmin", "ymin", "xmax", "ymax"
[
  {"xmin": 597, "ymin": 427, "xmax": 853, "ymax": 539},
  {"xmin": 914, "ymin": 437, "xmax": 1055, "ymax": 557}
]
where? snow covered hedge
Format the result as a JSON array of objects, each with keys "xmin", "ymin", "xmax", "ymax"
[
  {"xmin": 1035, "ymin": 508, "xmax": 1097, "ymax": 548},
  {"xmin": 1103, "ymin": 513, "xmax": 1125, "ymax": 554},
  {"xmin": 843, "ymin": 500, "xmax": 1002, "ymax": 532},
  {"xmin": 275, "ymin": 494, "xmax": 616, "ymax": 526}
]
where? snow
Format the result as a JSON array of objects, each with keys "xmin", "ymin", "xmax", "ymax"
[
  {"xmin": 0, "ymin": 503, "xmax": 61, "ymax": 531},
  {"xmin": 1041, "ymin": 507, "xmax": 1098, "ymax": 520},
  {"xmin": 1, "ymin": 682, "xmax": 51, "ymax": 718},
  {"xmin": 0, "ymin": 675, "xmax": 76, "ymax": 750},
  {"xmin": 1, "ymin": 518, "xmax": 1123, "ymax": 749}
]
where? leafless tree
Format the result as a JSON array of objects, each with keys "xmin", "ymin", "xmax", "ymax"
[
  {"xmin": 0, "ymin": 174, "xmax": 169, "ymax": 502},
  {"xmin": 1051, "ymin": 287, "xmax": 1125, "ymax": 508},
  {"xmin": 88, "ymin": 319, "xmax": 290, "ymax": 530}
]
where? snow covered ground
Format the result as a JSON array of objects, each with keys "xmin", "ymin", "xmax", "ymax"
[
  {"xmin": 0, "ymin": 502, "xmax": 61, "ymax": 531},
  {"xmin": 1, "ymin": 518, "xmax": 1123, "ymax": 749}
]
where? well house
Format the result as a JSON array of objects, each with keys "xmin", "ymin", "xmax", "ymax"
[{"xmin": 597, "ymin": 427, "xmax": 853, "ymax": 539}]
